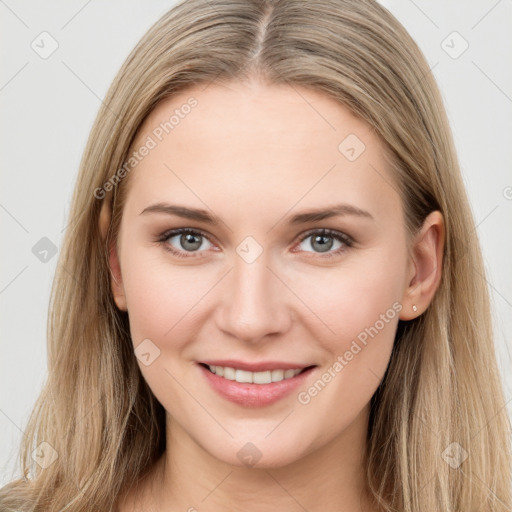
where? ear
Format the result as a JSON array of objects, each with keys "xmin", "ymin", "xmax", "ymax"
[
  {"xmin": 99, "ymin": 200, "xmax": 128, "ymax": 312},
  {"xmin": 400, "ymin": 210, "xmax": 445, "ymax": 320}
]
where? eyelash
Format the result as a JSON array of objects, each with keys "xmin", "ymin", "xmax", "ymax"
[{"xmin": 156, "ymin": 227, "xmax": 354, "ymax": 259}]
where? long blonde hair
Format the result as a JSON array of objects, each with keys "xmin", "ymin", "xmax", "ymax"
[{"xmin": 2, "ymin": 1, "xmax": 510, "ymax": 510}]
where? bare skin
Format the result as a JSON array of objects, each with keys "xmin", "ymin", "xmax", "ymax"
[{"xmin": 103, "ymin": 78, "xmax": 444, "ymax": 512}]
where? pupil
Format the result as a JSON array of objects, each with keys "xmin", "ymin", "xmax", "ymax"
[{"xmin": 312, "ymin": 234, "xmax": 333, "ymax": 253}]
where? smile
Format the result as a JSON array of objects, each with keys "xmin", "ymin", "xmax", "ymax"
[
  {"xmin": 198, "ymin": 362, "xmax": 317, "ymax": 407},
  {"xmin": 204, "ymin": 364, "xmax": 305, "ymax": 384}
]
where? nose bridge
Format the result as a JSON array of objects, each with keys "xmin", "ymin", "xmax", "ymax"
[{"xmin": 215, "ymin": 248, "xmax": 290, "ymax": 342}]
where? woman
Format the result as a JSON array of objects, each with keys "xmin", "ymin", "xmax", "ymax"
[{"xmin": 1, "ymin": 0, "xmax": 510, "ymax": 510}]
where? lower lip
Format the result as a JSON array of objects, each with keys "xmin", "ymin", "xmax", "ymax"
[{"xmin": 198, "ymin": 364, "xmax": 316, "ymax": 408}]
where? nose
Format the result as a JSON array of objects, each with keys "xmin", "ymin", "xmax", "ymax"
[{"xmin": 214, "ymin": 253, "xmax": 293, "ymax": 344}]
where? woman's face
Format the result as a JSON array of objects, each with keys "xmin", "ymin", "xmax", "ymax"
[{"xmin": 112, "ymin": 80, "xmax": 413, "ymax": 468}]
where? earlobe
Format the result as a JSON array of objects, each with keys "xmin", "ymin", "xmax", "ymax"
[
  {"xmin": 99, "ymin": 200, "xmax": 128, "ymax": 312},
  {"xmin": 400, "ymin": 210, "xmax": 445, "ymax": 320}
]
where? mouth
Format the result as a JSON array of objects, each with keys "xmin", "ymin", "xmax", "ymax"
[
  {"xmin": 198, "ymin": 363, "xmax": 316, "ymax": 384},
  {"xmin": 197, "ymin": 362, "xmax": 318, "ymax": 407}
]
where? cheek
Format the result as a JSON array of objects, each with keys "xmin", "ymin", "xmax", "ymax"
[
  {"xmin": 290, "ymin": 249, "xmax": 405, "ymax": 411},
  {"xmin": 289, "ymin": 246, "xmax": 406, "ymax": 347},
  {"xmin": 120, "ymin": 248, "xmax": 209, "ymax": 349},
  {"xmin": 119, "ymin": 253, "xmax": 208, "ymax": 408}
]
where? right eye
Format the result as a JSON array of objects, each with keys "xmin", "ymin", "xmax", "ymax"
[{"xmin": 157, "ymin": 228, "xmax": 214, "ymax": 258}]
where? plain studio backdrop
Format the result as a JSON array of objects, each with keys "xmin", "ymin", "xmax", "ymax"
[{"xmin": 0, "ymin": 0, "xmax": 511, "ymax": 487}]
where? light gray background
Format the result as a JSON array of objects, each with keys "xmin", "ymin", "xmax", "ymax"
[{"xmin": 1, "ymin": 0, "xmax": 511, "ymax": 486}]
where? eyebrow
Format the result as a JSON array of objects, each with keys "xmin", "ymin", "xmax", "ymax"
[{"xmin": 139, "ymin": 202, "xmax": 374, "ymax": 224}]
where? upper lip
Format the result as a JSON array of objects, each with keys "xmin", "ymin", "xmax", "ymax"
[{"xmin": 199, "ymin": 360, "xmax": 316, "ymax": 372}]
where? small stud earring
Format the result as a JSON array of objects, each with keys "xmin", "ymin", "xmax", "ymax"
[{"xmin": 412, "ymin": 305, "xmax": 418, "ymax": 312}]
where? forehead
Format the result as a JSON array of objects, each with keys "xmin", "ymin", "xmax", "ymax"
[
  {"xmin": 123, "ymin": 80, "xmax": 400, "ymax": 222},
  {"xmin": 137, "ymin": 80, "xmax": 373, "ymax": 150}
]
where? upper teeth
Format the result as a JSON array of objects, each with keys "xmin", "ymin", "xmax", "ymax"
[{"xmin": 208, "ymin": 365, "xmax": 303, "ymax": 384}]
